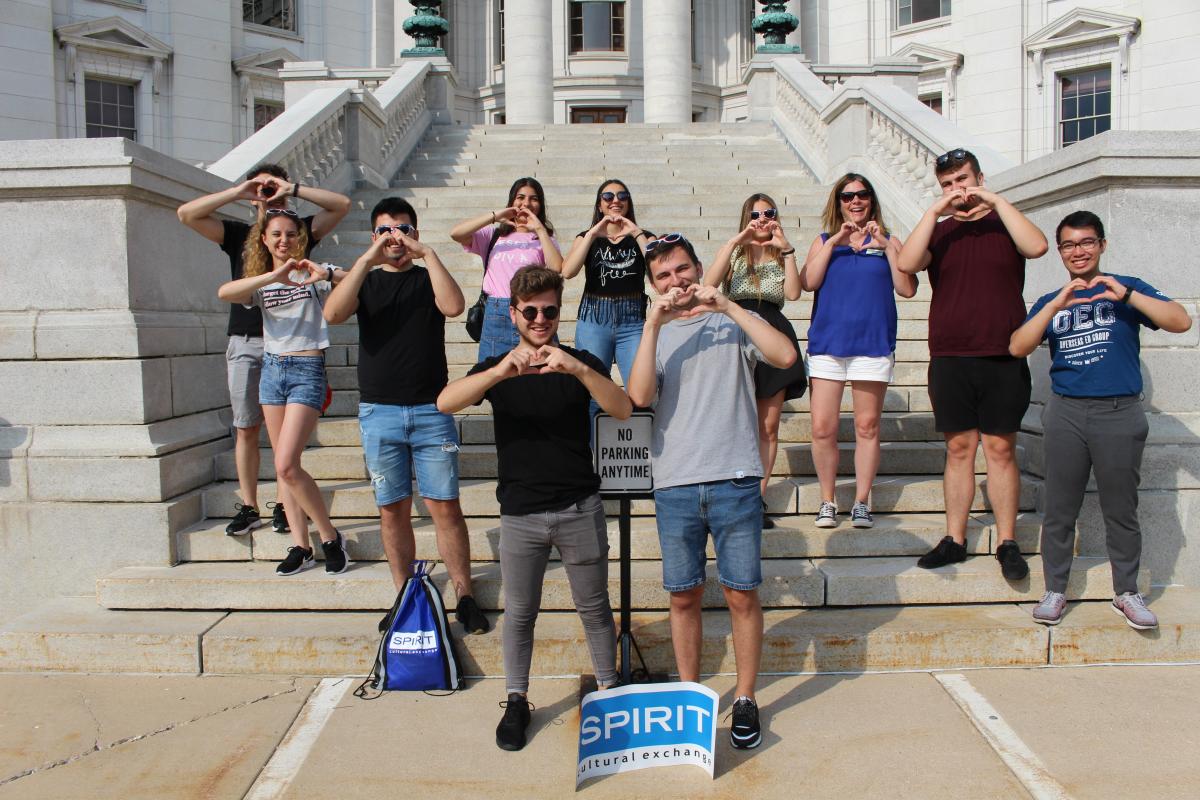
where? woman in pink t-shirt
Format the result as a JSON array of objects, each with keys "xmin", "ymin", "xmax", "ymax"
[{"xmin": 450, "ymin": 177, "xmax": 562, "ymax": 360}]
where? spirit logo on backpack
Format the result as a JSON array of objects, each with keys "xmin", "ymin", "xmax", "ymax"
[{"xmin": 355, "ymin": 560, "xmax": 462, "ymax": 697}]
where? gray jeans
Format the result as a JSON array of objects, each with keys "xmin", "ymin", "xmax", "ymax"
[
  {"xmin": 499, "ymin": 493, "xmax": 617, "ymax": 694},
  {"xmin": 1040, "ymin": 394, "xmax": 1148, "ymax": 595}
]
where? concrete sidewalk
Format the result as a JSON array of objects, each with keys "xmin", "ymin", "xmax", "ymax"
[{"xmin": 2, "ymin": 665, "xmax": 1198, "ymax": 799}]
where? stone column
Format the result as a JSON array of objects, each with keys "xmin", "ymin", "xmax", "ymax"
[
  {"xmin": 503, "ymin": 0, "xmax": 553, "ymax": 124},
  {"xmin": 642, "ymin": 0, "xmax": 692, "ymax": 123}
]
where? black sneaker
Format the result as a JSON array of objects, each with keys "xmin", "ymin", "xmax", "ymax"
[
  {"xmin": 730, "ymin": 696, "xmax": 762, "ymax": 750},
  {"xmin": 321, "ymin": 531, "xmax": 349, "ymax": 575},
  {"xmin": 267, "ymin": 501, "xmax": 289, "ymax": 533},
  {"xmin": 917, "ymin": 535, "xmax": 967, "ymax": 569},
  {"xmin": 455, "ymin": 595, "xmax": 491, "ymax": 635},
  {"xmin": 276, "ymin": 546, "xmax": 314, "ymax": 576},
  {"xmin": 496, "ymin": 693, "xmax": 532, "ymax": 751},
  {"xmin": 761, "ymin": 499, "xmax": 775, "ymax": 530},
  {"xmin": 996, "ymin": 539, "xmax": 1029, "ymax": 580},
  {"xmin": 225, "ymin": 503, "xmax": 261, "ymax": 537}
]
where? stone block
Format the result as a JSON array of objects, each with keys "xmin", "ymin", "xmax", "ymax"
[
  {"xmin": 27, "ymin": 438, "xmax": 224, "ymax": 502},
  {"xmin": 1141, "ymin": 349, "xmax": 1200, "ymax": 413},
  {"xmin": 29, "ymin": 410, "xmax": 231, "ymax": 458},
  {"xmin": 170, "ymin": 354, "xmax": 229, "ymax": 417},
  {"xmin": 0, "ymin": 311, "xmax": 35, "ymax": 358},
  {"xmin": 34, "ymin": 310, "xmax": 209, "ymax": 359},
  {"xmin": 0, "ymin": 598, "xmax": 225, "ymax": 674},
  {"xmin": 794, "ymin": 474, "xmax": 1038, "ymax": 514},
  {"xmin": 0, "ymin": 359, "xmax": 173, "ymax": 425},
  {"xmin": 1041, "ymin": 587, "xmax": 1200, "ymax": 665},
  {"xmin": 1076, "ymin": 488, "xmax": 1200, "ymax": 587}
]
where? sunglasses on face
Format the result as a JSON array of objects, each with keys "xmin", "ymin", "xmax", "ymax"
[
  {"xmin": 838, "ymin": 190, "xmax": 872, "ymax": 203},
  {"xmin": 749, "ymin": 208, "xmax": 778, "ymax": 221},
  {"xmin": 935, "ymin": 148, "xmax": 970, "ymax": 168},
  {"xmin": 264, "ymin": 208, "xmax": 299, "ymax": 220},
  {"xmin": 375, "ymin": 224, "xmax": 414, "ymax": 236},
  {"xmin": 515, "ymin": 304, "xmax": 559, "ymax": 321},
  {"xmin": 643, "ymin": 232, "xmax": 686, "ymax": 253},
  {"xmin": 601, "ymin": 191, "xmax": 631, "ymax": 203}
]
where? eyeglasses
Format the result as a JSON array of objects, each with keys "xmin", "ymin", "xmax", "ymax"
[
  {"xmin": 375, "ymin": 224, "xmax": 414, "ymax": 236},
  {"xmin": 515, "ymin": 304, "xmax": 559, "ymax": 321},
  {"xmin": 264, "ymin": 208, "xmax": 299, "ymax": 220},
  {"xmin": 838, "ymin": 190, "xmax": 872, "ymax": 203},
  {"xmin": 643, "ymin": 233, "xmax": 686, "ymax": 253},
  {"xmin": 749, "ymin": 208, "xmax": 778, "ymax": 221},
  {"xmin": 600, "ymin": 191, "xmax": 631, "ymax": 203},
  {"xmin": 935, "ymin": 148, "xmax": 971, "ymax": 168},
  {"xmin": 1057, "ymin": 238, "xmax": 1102, "ymax": 254}
]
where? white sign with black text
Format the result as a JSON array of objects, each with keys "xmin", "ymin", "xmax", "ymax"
[{"xmin": 593, "ymin": 412, "xmax": 654, "ymax": 494}]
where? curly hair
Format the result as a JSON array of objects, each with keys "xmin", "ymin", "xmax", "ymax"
[{"xmin": 241, "ymin": 212, "xmax": 309, "ymax": 278}]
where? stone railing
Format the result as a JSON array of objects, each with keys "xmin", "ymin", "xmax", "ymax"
[{"xmin": 208, "ymin": 60, "xmax": 439, "ymax": 193}]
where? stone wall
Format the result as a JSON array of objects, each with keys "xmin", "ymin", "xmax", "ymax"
[
  {"xmin": 993, "ymin": 131, "xmax": 1200, "ymax": 587},
  {"xmin": 0, "ymin": 138, "xmax": 244, "ymax": 608}
]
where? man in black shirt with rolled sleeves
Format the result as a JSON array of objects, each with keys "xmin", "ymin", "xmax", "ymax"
[{"xmin": 324, "ymin": 197, "xmax": 489, "ymax": 636}]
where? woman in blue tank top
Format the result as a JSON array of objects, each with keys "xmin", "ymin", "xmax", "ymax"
[{"xmin": 800, "ymin": 174, "xmax": 918, "ymax": 530}]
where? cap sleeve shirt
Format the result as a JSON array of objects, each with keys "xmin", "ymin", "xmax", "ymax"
[
  {"xmin": 726, "ymin": 246, "xmax": 786, "ymax": 307},
  {"xmin": 1026, "ymin": 275, "xmax": 1167, "ymax": 397},
  {"xmin": 650, "ymin": 313, "xmax": 763, "ymax": 489},
  {"xmin": 465, "ymin": 226, "xmax": 558, "ymax": 298},
  {"xmin": 807, "ymin": 234, "xmax": 898, "ymax": 358},
  {"xmin": 468, "ymin": 346, "xmax": 606, "ymax": 515},
  {"xmin": 927, "ymin": 211, "xmax": 1026, "ymax": 357},
  {"xmin": 355, "ymin": 266, "xmax": 448, "ymax": 405},
  {"xmin": 246, "ymin": 274, "xmax": 332, "ymax": 354},
  {"xmin": 220, "ymin": 215, "xmax": 319, "ymax": 337},
  {"xmin": 580, "ymin": 232, "xmax": 647, "ymax": 297}
]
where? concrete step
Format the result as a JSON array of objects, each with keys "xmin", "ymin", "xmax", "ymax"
[{"xmin": 176, "ymin": 512, "xmax": 1043, "ymax": 563}]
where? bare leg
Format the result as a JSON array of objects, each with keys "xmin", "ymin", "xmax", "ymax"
[
  {"xmin": 273, "ymin": 403, "xmax": 337, "ymax": 544},
  {"xmin": 426, "ymin": 497, "xmax": 474, "ymax": 599},
  {"xmin": 981, "ymin": 432, "xmax": 1020, "ymax": 543},
  {"xmin": 809, "ymin": 378, "xmax": 846, "ymax": 503},
  {"xmin": 756, "ymin": 391, "xmax": 785, "ymax": 496},
  {"xmin": 379, "ymin": 500, "xmax": 416, "ymax": 590},
  {"xmin": 668, "ymin": 586, "xmax": 705, "ymax": 682},
  {"xmin": 943, "ymin": 429, "xmax": 979, "ymax": 544},
  {"xmin": 262, "ymin": 404, "xmax": 309, "ymax": 548},
  {"xmin": 234, "ymin": 424, "xmax": 261, "ymax": 508},
  {"xmin": 724, "ymin": 586, "xmax": 763, "ymax": 700},
  {"xmin": 850, "ymin": 381, "xmax": 887, "ymax": 504}
]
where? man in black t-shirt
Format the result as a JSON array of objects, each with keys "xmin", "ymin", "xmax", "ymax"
[
  {"xmin": 178, "ymin": 163, "xmax": 349, "ymax": 537},
  {"xmin": 324, "ymin": 198, "xmax": 489, "ymax": 637},
  {"xmin": 439, "ymin": 267, "xmax": 632, "ymax": 752}
]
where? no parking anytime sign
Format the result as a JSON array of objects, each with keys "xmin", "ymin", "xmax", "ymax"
[{"xmin": 593, "ymin": 412, "xmax": 654, "ymax": 494}]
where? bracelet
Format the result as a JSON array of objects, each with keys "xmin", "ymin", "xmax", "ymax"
[
  {"xmin": 325, "ymin": 266, "xmax": 333, "ymax": 283},
  {"xmin": 491, "ymin": 211, "xmax": 496, "ymax": 223},
  {"xmin": 292, "ymin": 182, "xmax": 300, "ymax": 197},
  {"xmin": 781, "ymin": 248, "xmax": 796, "ymax": 256},
  {"xmin": 1120, "ymin": 284, "xmax": 1133, "ymax": 304}
]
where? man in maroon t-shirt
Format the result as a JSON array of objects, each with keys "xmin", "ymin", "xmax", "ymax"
[{"xmin": 898, "ymin": 149, "xmax": 1049, "ymax": 578}]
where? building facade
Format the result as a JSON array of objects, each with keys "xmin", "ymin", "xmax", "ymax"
[{"xmin": 2, "ymin": 0, "xmax": 1197, "ymax": 166}]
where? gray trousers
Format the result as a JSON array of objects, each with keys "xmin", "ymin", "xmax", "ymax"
[
  {"xmin": 1040, "ymin": 394, "xmax": 1148, "ymax": 594},
  {"xmin": 499, "ymin": 493, "xmax": 617, "ymax": 694}
]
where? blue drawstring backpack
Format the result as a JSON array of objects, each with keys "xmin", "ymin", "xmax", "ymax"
[{"xmin": 355, "ymin": 561, "xmax": 462, "ymax": 697}]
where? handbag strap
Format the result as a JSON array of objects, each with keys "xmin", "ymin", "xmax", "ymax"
[{"xmin": 481, "ymin": 227, "xmax": 500, "ymax": 277}]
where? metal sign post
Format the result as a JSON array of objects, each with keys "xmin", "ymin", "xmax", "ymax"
[{"xmin": 593, "ymin": 411, "xmax": 654, "ymax": 685}]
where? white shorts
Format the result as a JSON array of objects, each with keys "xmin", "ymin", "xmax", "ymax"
[{"xmin": 807, "ymin": 353, "xmax": 895, "ymax": 384}]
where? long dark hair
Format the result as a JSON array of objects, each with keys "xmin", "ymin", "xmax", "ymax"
[
  {"xmin": 589, "ymin": 178, "xmax": 638, "ymax": 226},
  {"xmin": 497, "ymin": 176, "xmax": 554, "ymax": 237}
]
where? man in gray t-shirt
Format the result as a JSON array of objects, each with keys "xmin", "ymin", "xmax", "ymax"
[{"xmin": 628, "ymin": 234, "xmax": 797, "ymax": 751}]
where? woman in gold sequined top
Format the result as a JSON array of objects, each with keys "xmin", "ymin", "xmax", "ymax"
[{"xmin": 704, "ymin": 193, "xmax": 807, "ymax": 530}]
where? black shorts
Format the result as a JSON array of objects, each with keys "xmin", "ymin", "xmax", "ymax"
[{"xmin": 928, "ymin": 355, "xmax": 1031, "ymax": 435}]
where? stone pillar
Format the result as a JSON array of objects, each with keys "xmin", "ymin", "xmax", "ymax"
[
  {"xmin": 503, "ymin": 0, "xmax": 553, "ymax": 124},
  {"xmin": 642, "ymin": 0, "xmax": 692, "ymax": 123},
  {"xmin": 372, "ymin": 0, "xmax": 395, "ymax": 66}
]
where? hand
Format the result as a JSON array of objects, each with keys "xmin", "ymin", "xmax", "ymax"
[
  {"xmin": 648, "ymin": 288, "xmax": 691, "ymax": 327},
  {"xmin": 392, "ymin": 229, "xmax": 431, "ymax": 260},
  {"xmin": 829, "ymin": 220, "xmax": 859, "ymax": 247},
  {"xmin": 608, "ymin": 215, "xmax": 639, "ymax": 239},
  {"xmin": 683, "ymin": 284, "xmax": 727, "ymax": 317},
  {"xmin": 256, "ymin": 178, "xmax": 289, "ymax": 204},
  {"xmin": 765, "ymin": 221, "xmax": 791, "ymax": 251},
  {"xmin": 1086, "ymin": 274, "xmax": 1126, "ymax": 303},
  {"xmin": 237, "ymin": 178, "xmax": 269, "ymax": 202},
  {"xmin": 862, "ymin": 220, "xmax": 886, "ymax": 246},
  {"xmin": 270, "ymin": 258, "xmax": 304, "ymax": 286},
  {"xmin": 964, "ymin": 186, "xmax": 998, "ymax": 211},
  {"xmin": 518, "ymin": 209, "xmax": 544, "ymax": 232},
  {"xmin": 364, "ymin": 232, "xmax": 405, "ymax": 266},
  {"xmin": 732, "ymin": 223, "xmax": 760, "ymax": 246},
  {"xmin": 930, "ymin": 190, "xmax": 966, "ymax": 216},
  {"xmin": 532, "ymin": 345, "xmax": 583, "ymax": 377},
  {"xmin": 293, "ymin": 258, "xmax": 329, "ymax": 286},
  {"xmin": 494, "ymin": 207, "xmax": 521, "ymax": 223},
  {"xmin": 489, "ymin": 347, "xmax": 536, "ymax": 381}
]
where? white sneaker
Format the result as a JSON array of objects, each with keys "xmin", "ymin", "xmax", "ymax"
[{"xmin": 814, "ymin": 501, "xmax": 837, "ymax": 528}]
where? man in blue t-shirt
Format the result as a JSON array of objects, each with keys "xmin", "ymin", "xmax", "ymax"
[{"xmin": 1009, "ymin": 210, "xmax": 1192, "ymax": 630}]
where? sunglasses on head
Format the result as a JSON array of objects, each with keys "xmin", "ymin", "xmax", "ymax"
[
  {"xmin": 515, "ymin": 304, "xmax": 559, "ymax": 321},
  {"xmin": 935, "ymin": 148, "xmax": 970, "ymax": 168},
  {"xmin": 643, "ymin": 232, "xmax": 686, "ymax": 253},
  {"xmin": 375, "ymin": 223, "xmax": 414, "ymax": 236},
  {"xmin": 264, "ymin": 208, "xmax": 299, "ymax": 219},
  {"xmin": 838, "ymin": 190, "xmax": 872, "ymax": 203},
  {"xmin": 601, "ymin": 191, "xmax": 631, "ymax": 203},
  {"xmin": 750, "ymin": 208, "xmax": 778, "ymax": 221}
]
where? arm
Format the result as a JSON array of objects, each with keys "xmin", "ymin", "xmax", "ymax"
[
  {"xmin": 218, "ymin": 260, "xmax": 293, "ymax": 305},
  {"xmin": 296, "ymin": 184, "xmax": 351, "ymax": 240},
  {"xmin": 799, "ymin": 224, "xmax": 854, "ymax": 292},
  {"xmin": 176, "ymin": 179, "xmax": 264, "ymax": 244},
  {"xmin": 450, "ymin": 209, "xmax": 505, "ymax": 246},
  {"xmin": 969, "ymin": 188, "xmax": 1048, "ymax": 259},
  {"xmin": 523, "ymin": 214, "xmax": 563, "ymax": 271},
  {"xmin": 437, "ymin": 349, "xmax": 532, "ymax": 413},
  {"xmin": 689, "ymin": 285, "xmax": 796, "ymax": 369},
  {"xmin": 323, "ymin": 237, "xmax": 396, "ymax": 324},
  {"xmin": 879, "ymin": 227, "xmax": 917, "ymax": 298},
  {"xmin": 897, "ymin": 193, "xmax": 959, "ymax": 274},
  {"xmin": 627, "ymin": 320, "xmax": 662, "ymax": 409},
  {"xmin": 1009, "ymin": 279, "xmax": 1088, "ymax": 357},
  {"xmin": 703, "ymin": 233, "xmax": 748, "ymax": 288},
  {"xmin": 415, "ymin": 240, "xmax": 466, "ymax": 318},
  {"xmin": 1089, "ymin": 276, "xmax": 1194, "ymax": 334},
  {"xmin": 561, "ymin": 233, "xmax": 592, "ymax": 279}
]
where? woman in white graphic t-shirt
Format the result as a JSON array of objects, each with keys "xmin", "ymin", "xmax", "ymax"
[{"xmin": 219, "ymin": 208, "xmax": 350, "ymax": 578}]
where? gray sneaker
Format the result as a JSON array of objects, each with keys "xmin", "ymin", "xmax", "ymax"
[
  {"xmin": 1032, "ymin": 591, "xmax": 1066, "ymax": 625},
  {"xmin": 850, "ymin": 501, "xmax": 873, "ymax": 529},
  {"xmin": 814, "ymin": 501, "xmax": 838, "ymax": 528},
  {"xmin": 1112, "ymin": 592, "xmax": 1158, "ymax": 630}
]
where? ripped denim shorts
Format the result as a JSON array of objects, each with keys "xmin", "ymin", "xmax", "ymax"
[{"xmin": 358, "ymin": 402, "xmax": 460, "ymax": 505}]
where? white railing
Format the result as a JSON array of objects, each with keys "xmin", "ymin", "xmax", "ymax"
[{"xmin": 208, "ymin": 60, "xmax": 435, "ymax": 193}]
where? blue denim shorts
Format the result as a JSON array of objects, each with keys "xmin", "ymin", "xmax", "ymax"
[
  {"xmin": 259, "ymin": 353, "xmax": 326, "ymax": 411},
  {"xmin": 654, "ymin": 478, "xmax": 763, "ymax": 591},
  {"xmin": 359, "ymin": 402, "xmax": 460, "ymax": 505}
]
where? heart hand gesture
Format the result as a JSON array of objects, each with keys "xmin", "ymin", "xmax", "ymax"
[
  {"xmin": 1085, "ymin": 274, "xmax": 1127, "ymax": 304},
  {"xmin": 1050, "ymin": 278, "xmax": 1093, "ymax": 312}
]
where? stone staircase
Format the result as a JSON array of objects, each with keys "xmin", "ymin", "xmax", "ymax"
[{"xmin": 3, "ymin": 122, "xmax": 1180, "ymax": 678}]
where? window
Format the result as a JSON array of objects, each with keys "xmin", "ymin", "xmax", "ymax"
[
  {"xmin": 1060, "ymin": 67, "xmax": 1111, "ymax": 147},
  {"xmin": 244, "ymin": 0, "xmax": 296, "ymax": 33},
  {"xmin": 920, "ymin": 94, "xmax": 943, "ymax": 115},
  {"xmin": 897, "ymin": 0, "xmax": 950, "ymax": 28},
  {"xmin": 495, "ymin": 0, "xmax": 505, "ymax": 64},
  {"xmin": 254, "ymin": 101, "xmax": 283, "ymax": 131},
  {"xmin": 569, "ymin": 1, "xmax": 625, "ymax": 54},
  {"xmin": 85, "ymin": 78, "xmax": 137, "ymax": 140}
]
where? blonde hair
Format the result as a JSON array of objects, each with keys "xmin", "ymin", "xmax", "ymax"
[
  {"xmin": 242, "ymin": 212, "xmax": 309, "ymax": 278},
  {"xmin": 726, "ymin": 193, "xmax": 782, "ymax": 295},
  {"xmin": 820, "ymin": 173, "xmax": 890, "ymax": 239}
]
